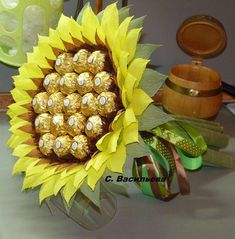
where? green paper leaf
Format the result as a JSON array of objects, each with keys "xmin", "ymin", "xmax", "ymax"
[
  {"xmin": 76, "ymin": 2, "xmax": 90, "ymax": 24},
  {"xmin": 129, "ymin": 16, "xmax": 146, "ymax": 30},
  {"xmin": 139, "ymin": 68, "xmax": 166, "ymax": 97},
  {"xmin": 119, "ymin": 6, "xmax": 131, "ymax": 23},
  {"xmin": 80, "ymin": 181, "xmax": 101, "ymax": 209},
  {"xmin": 135, "ymin": 44, "xmax": 161, "ymax": 59},
  {"xmin": 126, "ymin": 135, "xmax": 150, "ymax": 158},
  {"xmin": 138, "ymin": 104, "xmax": 173, "ymax": 131}
]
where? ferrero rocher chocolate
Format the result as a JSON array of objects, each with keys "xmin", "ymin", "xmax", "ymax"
[
  {"xmin": 97, "ymin": 91, "xmax": 120, "ymax": 118},
  {"xmin": 43, "ymin": 72, "xmax": 61, "ymax": 95},
  {"xmin": 55, "ymin": 53, "xmax": 74, "ymax": 75},
  {"xmin": 81, "ymin": 93, "xmax": 98, "ymax": 116},
  {"xmin": 53, "ymin": 135, "xmax": 72, "ymax": 157},
  {"xmin": 51, "ymin": 114, "xmax": 66, "ymax": 136},
  {"xmin": 35, "ymin": 113, "xmax": 52, "ymax": 134},
  {"xmin": 32, "ymin": 92, "xmax": 49, "ymax": 114},
  {"xmin": 85, "ymin": 115, "xmax": 108, "ymax": 139},
  {"xmin": 93, "ymin": 71, "xmax": 115, "ymax": 94},
  {"xmin": 38, "ymin": 133, "xmax": 56, "ymax": 156},
  {"xmin": 67, "ymin": 113, "xmax": 86, "ymax": 137},
  {"xmin": 87, "ymin": 50, "xmax": 107, "ymax": 75},
  {"xmin": 76, "ymin": 72, "xmax": 94, "ymax": 95},
  {"xmin": 70, "ymin": 135, "xmax": 92, "ymax": 160},
  {"xmin": 47, "ymin": 92, "xmax": 64, "ymax": 114},
  {"xmin": 73, "ymin": 49, "xmax": 90, "ymax": 73},
  {"xmin": 63, "ymin": 93, "xmax": 82, "ymax": 116},
  {"xmin": 59, "ymin": 72, "xmax": 78, "ymax": 95}
]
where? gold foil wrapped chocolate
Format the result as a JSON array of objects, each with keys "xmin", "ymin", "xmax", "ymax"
[
  {"xmin": 63, "ymin": 93, "xmax": 82, "ymax": 116},
  {"xmin": 81, "ymin": 93, "xmax": 98, "ymax": 116},
  {"xmin": 73, "ymin": 49, "xmax": 90, "ymax": 73},
  {"xmin": 87, "ymin": 50, "xmax": 107, "ymax": 75},
  {"xmin": 51, "ymin": 114, "xmax": 66, "ymax": 136},
  {"xmin": 70, "ymin": 135, "xmax": 92, "ymax": 160},
  {"xmin": 35, "ymin": 113, "xmax": 52, "ymax": 134},
  {"xmin": 38, "ymin": 133, "xmax": 56, "ymax": 156},
  {"xmin": 55, "ymin": 53, "xmax": 74, "ymax": 75},
  {"xmin": 67, "ymin": 113, "xmax": 86, "ymax": 137},
  {"xmin": 47, "ymin": 92, "xmax": 64, "ymax": 114},
  {"xmin": 76, "ymin": 72, "xmax": 94, "ymax": 95},
  {"xmin": 93, "ymin": 71, "xmax": 115, "ymax": 94},
  {"xmin": 32, "ymin": 92, "xmax": 49, "ymax": 114},
  {"xmin": 97, "ymin": 91, "xmax": 120, "ymax": 118},
  {"xmin": 59, "ymin": 72, "xmax": 78, "ymax": 95},
  {"xmin": 85, "ymin": 115, "xmax": 108, "ymax": 139},
  {"xmin": 43, "ymin": 72, "xmax": 61, "ymax": 95},
  {"xmin": 53, "ymin": 135, "xmax": 72, "ymax": 158}
]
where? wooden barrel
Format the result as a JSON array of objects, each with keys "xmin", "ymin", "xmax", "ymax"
[{"xmin": 162, "ymin": 64, "xmax": 222, "ymax": 119}]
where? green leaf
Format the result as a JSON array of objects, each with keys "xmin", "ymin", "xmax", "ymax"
[
  {"xmin": 139, "ymin": 68, "xmax": 166, "ymax": 97},
  {"xmin": 135, "ymin": 44, "xmax": 161, "ymax": 59},
  {"xmin": 138, "ymin": 104, "xmax": 173, "ymax": 131},
  {"xmin": 126, "ymin": 135, "xmax": 150, "ymax": 158},
  {"xmin": 80, "ymin": 181, "xmax": 101, "ymax": 208},
  {"xmin": 76, "ymin": 2, "xmax": 90, "ymax": 24},
  {"xmin": 129, "ymin": 16, "xmax": 146, "ymax": 30},
  {"xmin": 119, "ymin": 6, "xmax": 131, "ymax": 23}
]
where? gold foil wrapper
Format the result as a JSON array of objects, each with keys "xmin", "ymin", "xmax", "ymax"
[
  {"xmin": 55, "ymin": 53, "xmax": 74, "ymax": 75},
  {"xmin": 97, "ymin": 91, "xmax": 120, "ymax": 118},
  {"xmin": 87, "ymin": 50, "xmax": 106, "ymax": 75},
  {"xmin": 35, "ymin": 113, "xmax": 52, "ymax": 134},
  {"xmin": 43, "ymin": 72, "xmax": 61, "ymax": 95},
  {"xmin": 67, "ymin": 112, "xmax": 86, "ymax": 137},
  {"xmin": 50, "ymin": 113, "xmax": 66, "ymax": 136},
  {"xmin": 81, "ymin": 92, "xmax": 98, "ymax": 117},
  {"xmin": 93, "ymin": 71, "xmax": 115, "ymax": 94},
  {"xmin": 63, "ymin": 93, "xmax": 82, "ymax": 116},
  {"xmin": 70, "ymin": 135, "xmax": 92, "ymax": 161},
  {"xmin": 53, "ymin": 135, "xmax": 72, "ymax": 158},
  {"xmin": 85, "ymin": 115, "xmax": 108, "ymax": 139},
  {"xmin": 32, "ymin": 92, "xmax": 49, "ymax": 114},
  {"xmin": 73, "ymin": 49, "xmax": 90, "ymax": 73},
  {"xmin": 38, "ymin": 133, "xmax": 56, "ymax": 156},
  {"xmin": 60, "ymin": 72, "xmax": 78, "ymax": 95},
  {"xmin": 76, "ymin": 72, "xmax": 94, "ymax": 95},
  {"xmin": 47, "ymin": 92, "xmax": 64, "ymax": 114}
]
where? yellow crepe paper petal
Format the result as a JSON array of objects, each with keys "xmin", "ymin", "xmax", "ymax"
[
  {"xmin": 12, "ymin": 157, "xmax": 40, "ymax": 175},
  {"xmin": 112, "ymin": 111, "xmax": 125, "ymax": 131},
  {"xmin": 92, "ymin": 152, "xmax": 109, "ymax": 171},
  {"xmin": 69, "ymin": 18, "xmax": 84, "ymax": 42},
  {"xmin": 19, "ymin": 63, "xmax": 44, "ymax": 79},
  {"xmin": 107, "ymin": 143, "xmax": 126, "ymax": 173},
  {"xmin": 13, "ymin": 144, "xmax": 36, "ymax": 158},
  {"xmin": 10, "ymin": 88, "xmax": 32, "ymax": 102},
  {"xmin": 74, "ymin": 168, "xmax": 88, "ymax": 187},
  {"xmin": 123, "ymin": 121, "xmax": 139, "ymax": 145},
  {"xmin": 48, "ymin": 29, "xmax": 66, "ymax": 50},
  {"xmin": 124, "ymin": 73, "xmax": 137, "ymax": 102},
  {"xmin": 87, "ymin": 163, "xmax": 107, "ymax": 190},
  {"xmin": 37, "ymin": 40, "xmax": 57, "ymax": 60},
  {"xmin": 123, "ymin": 107, "xmax": 137, "ymax": 127},
  {"xmin": 131, "ymin": 88, "xmax": 153, "ymax": 116},
  {"xmin": 57, "ymin": 14, "xmax": 74, "ymax": 44},
  {"xmin": 54, "ymin": 174, "xmax": 74, "ymax": 196}
]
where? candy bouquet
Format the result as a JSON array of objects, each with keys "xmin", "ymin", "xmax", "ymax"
[{"xmin": 7, "ymin": 3, "xmax": 232, "ymax": 230}]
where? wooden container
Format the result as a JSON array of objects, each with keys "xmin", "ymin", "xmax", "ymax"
[{"xmin": 162, "ymin": 15, "xmax": 227, "ymax": 118}]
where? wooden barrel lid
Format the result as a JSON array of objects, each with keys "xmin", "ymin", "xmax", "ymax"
[{"xmin": 177, "ymin": 15, "xmax": 227, "ymax": 59}]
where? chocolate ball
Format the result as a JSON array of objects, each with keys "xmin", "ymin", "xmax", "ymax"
[
  {"xmin": 50, "ymin": 114, "xmax": 66, "ymax": 136},
  {"xmin": 59, "ymin": 72, "xmax": 78, "ymax": 95},
  {"xmin": 81, "ymin": 93, "xmax": 98, "ymax": 116},
  {"xmin": 35, "ymin": 113, "xmax": 52, "ymax": 134},
  {"xmin": 32, "ymin": 92, "xmax": 49, "ymax": 114},
  {"xmin": 87, "ymin": 50, "xmax": 106, "ymax": 75},
  {"xmin": 55, "ymin": 53, "xmax": 74, "ymax": 75},
  {"xmin": 43, "ymin": 72, "xmax": 61, "ymax": 95},
  {"xmin": 97, "ymin": 91, "xmax": 120, "ymax": 118},
  {"xmin": 67, "ymin": 113, "xmax": 87, "ymax": 137},
  {"xmin": 63, "ymin": 93, "xmax": 82, "ymax": 116},
  {"xmin": 73, "ymin": 49, "xmax": 90, "ymax": 73},
  {"xmin": 53, "ymin": 135, "xmax": 72, "ymax": 158},
  {"xmin": 93, "ymin": 71, "xmax": 115, "ymax": 94},
  {"xmin": 47, "ymin": 92, "xmax": 64, "ymax": 114},
  {"xmin": 76, "ymin": 72, "xmax": 94, "ymax": 95},
  {"xmin": 85, "ymin": 115, "xmax": 108, "ymax": 139},
  {"xmin": 70, "ymin": 135, "xmax": 92, "ymax": 161},
  {"xmin": 38, "ymin": 133, "xmax": 56, "ymax": 156}
]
